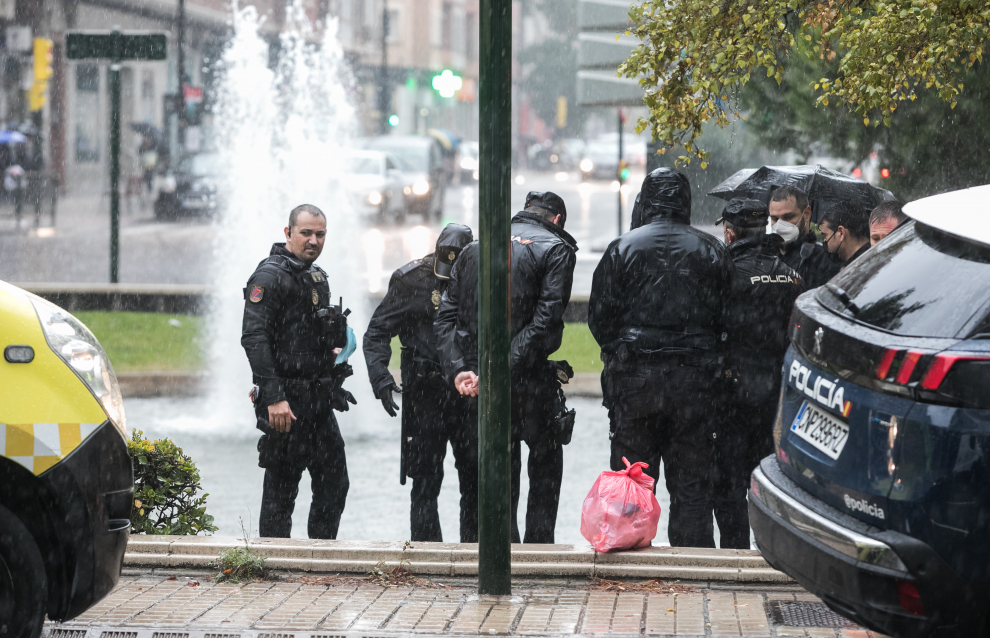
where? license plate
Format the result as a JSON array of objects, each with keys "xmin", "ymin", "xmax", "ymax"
[{"xmin": 790, "ymin": 401, "xmax": 850, "ymax": 460}]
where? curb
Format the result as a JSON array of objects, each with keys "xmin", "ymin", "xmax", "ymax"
[{"xmin": 125, "ymin": 536, "xmax": 791, "ymax": 583}]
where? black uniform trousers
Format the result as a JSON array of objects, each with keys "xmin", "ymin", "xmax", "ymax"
[
  {"xmin": 257, "ymin": 383, "xmax": 349, "ymax": 539},
  {"xmin": 711, "ymin": 398, "xmax": 776, "ymax": 549},
  {"xmin": 606, "ymin": 359, "xmax": 718, "ymax": 548},
  {"xmin": 510, "ymin": 376, "xmax": 564, "ymax": 545},
  {"xmin": 402, "ymin": 361, "xmax": 479, "ymax": 543}
]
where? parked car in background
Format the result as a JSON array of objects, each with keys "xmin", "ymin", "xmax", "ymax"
[
  {"xmin": 749, "ymin": 185, "xmax": 990, "ymax": 638},
  {"xmin": 364, "ymin": 135, "xmax": 446, "ymax": 220},
  {"xmin": 458, "ymin": 140, "xmax": 479, "ymax": 182},
  {"xmin": 0, "ymin": 280, "xmax": 132, "ymax": 637},
  {"xmin": 579, "ymin": 141, "xmax": 620, "ymax": 180},
  {"xmin": 341, "ymin": 150, "xmax": 407, "ymax": 223},
  {"xmin": 154, "ymin": 152, "xmax": 221, "ymax": 220}
]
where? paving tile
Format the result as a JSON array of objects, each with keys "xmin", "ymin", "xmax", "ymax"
[
  {"xmin": 674, "ymin": 593, "xmax": 706, "ymax": 636},
  {"xmin": 481, "ymin": 604, "xmax": 521, "ymax": 634},
  {"xmin": 644, "ymin": 593, "xmax": 675, "ymax": 635},
  {"xmin": 515, "ymin": 604, "xmax": 552, "ymax": 633},
  {"xmin": 383, "ymin": 600, "xmax": 431, "ymax": 630},
  {"xmin": 415, "ymin": 601, "xmax": 462, "ymax": 631},
  {"xmin": 449, "ymin": 601, "xmax": 493, "ymax": 633}
]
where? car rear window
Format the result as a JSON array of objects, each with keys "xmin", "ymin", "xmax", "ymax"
[{"xmin": 817, "ymin": 221, "xmax": 990, "ymax": 338}]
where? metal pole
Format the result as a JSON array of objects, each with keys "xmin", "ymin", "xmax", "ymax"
[
  {"xmin": 617, "ymin": 108, "xmax": 623, "ymax": 236},
  {"xmin": 478, "ymin": 0, "xmax": 512, "ymax": 596},
  {"xmin": 177, "ymin": 0, "xmax": 186, "ymax": 153},
  {"xmin": 110, "ymin": 33, "xmax": 121, "ymax": 283},
  {"xmin": 378, "ymin": 5, "xmax": 390, "ymax": 134}
]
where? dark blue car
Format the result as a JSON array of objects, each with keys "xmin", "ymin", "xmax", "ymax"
[{"xmin": 749, "ymin": 186, "xmax": 990, "ymax": 638}]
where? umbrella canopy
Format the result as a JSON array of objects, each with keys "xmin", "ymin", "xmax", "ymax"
[
  {"xmin": 708, "ymin": 164, "xmax": 895, "ymax": 222},
  {"xmin": 0, "ymin": 130, "xmax": 26, "ymax": 144},
  {"xmin": 427, "ymin": 128, "xmax": 459, "ymax": 151},
  {"xmin": 130, "ymin": 123, "xmax": 163, "ymax": 141}
]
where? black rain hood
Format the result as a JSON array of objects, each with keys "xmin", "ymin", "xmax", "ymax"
[
  {"xmin": 631, "ymin": 167, "xmax": 692, "ymax": 229},
  {"xmin": 434, "ymin": 223, "xmax": 474, "ymax": 279}
]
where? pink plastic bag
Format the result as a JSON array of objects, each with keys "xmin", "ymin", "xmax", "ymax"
[{"xmin": 580, "ymin": 457, "xmax": 661, "ymax": 552}]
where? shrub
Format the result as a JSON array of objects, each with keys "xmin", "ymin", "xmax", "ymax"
[{"xmin": 128, "ymin": 429, "xmax": 218, "ymax": 535}]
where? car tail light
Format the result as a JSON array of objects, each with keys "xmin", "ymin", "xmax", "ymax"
[
  {"xmin": 920, "ymin": 352, "xmax": 990, "ymax": 389},
  {"xmin": 875, "ymin": 348, "xmax": 898, "ymax": 379},
  {"xmin": 894, "ymin": 350, "xmax": 923, "ymax": 384},
  {"xmin": 896, "ymin": 580, "xmax": 925, "ymax": 616},
  {"xmin": 750, "ymin": 475, "xmax": 761, "ymax": 500}
]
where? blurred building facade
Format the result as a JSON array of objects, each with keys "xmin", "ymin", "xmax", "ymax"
[{"xmin": 0, "ymin": 0, "xmax": 481, "ymax": 195}]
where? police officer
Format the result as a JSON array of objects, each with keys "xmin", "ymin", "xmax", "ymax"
[
  {"xmin": 714, "ymin": 199, "xmax": 805, "ymax": 548},
  {"xmin": 363, "ymin": 223, "xmax": 477, "ymax": 542},
  {"xmin": 589, "ymin": 168, "xmax": 735, "ymax": 548},
  {"xmin": 241, "ymin": 204, "xmax": 355, "ymax": 539},
  {"xmin": 436, "ymin": 192, "xmax": 577, "ymax": 544},
  {"xmin": 768, "ymin": 185, "xmax": 841, "ymax": 289}
]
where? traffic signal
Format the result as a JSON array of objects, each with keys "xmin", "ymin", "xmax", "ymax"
[
  {"xmin": 28, "ymin": 38, "xmax": 54, "ymax": 112},
  {"xmin": 431, "ymin": 69, "xmax": 462, "ymax": 98},
  {"xmin": 618, "ymin": 159, "xmax": 630, "ymax": 181}
]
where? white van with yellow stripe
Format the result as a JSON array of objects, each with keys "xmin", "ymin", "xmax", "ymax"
[{"xmin": 0, "ymin": 280, "xmax": 132, "ymax": 638}]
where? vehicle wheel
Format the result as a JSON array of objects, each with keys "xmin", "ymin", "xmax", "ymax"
[{"xmin": 0, "ymin": 503, "xmax": 47, "ymax": 638}]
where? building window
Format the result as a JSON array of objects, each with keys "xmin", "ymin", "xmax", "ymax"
[
  {"xmin": 465, "ymin": 13, "xmax": 476, "ymax": 61},
  {"xmin": 75, "ymin": 64, "xmax": 100, "ymax": 163},
  {"xmin": 386, "ymin": 8, "xmax": 401, "ymax": 44},
  {"xmin": 441, "ymin": 2, "xmax": 452, "ymax": 50}
]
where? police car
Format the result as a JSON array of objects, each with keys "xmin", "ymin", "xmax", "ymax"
[
  {"xmin": 0, "ymin": 281, "xmax": 132, "ymax": 636},
  {"xmin": 749, "ymin": 185, "xmax": 990, "ymax": 638}
]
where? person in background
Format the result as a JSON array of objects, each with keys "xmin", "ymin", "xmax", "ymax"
[
  {"xmin": 869, "ymin": 200, "xmax": 907, "ymax": 245},
  {"xmin": 436, "ymin": 191, "xmax": 578, "ymax": 544},
  {"xmin": 589, "ymin": 168, "xmax": 735, "ymax": 548},
  {"xmin": 713, "ymin": 198, "xmax": 804, "ymax": 549},
  {"xmin": 362, "ymin": 223, "xmax": 478, "ymax": 543},
  {"xmin": 820, "ymin": 203, "xmax": 872, "ymax": 268},
  {"xmin": 768, "ymin": 185, "xmax": 841, "ymax": 289}
]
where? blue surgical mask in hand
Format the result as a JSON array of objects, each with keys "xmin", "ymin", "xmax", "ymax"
[{"xmin": 335, "ymin": 326, "xmax": 357, "ymax": 365}]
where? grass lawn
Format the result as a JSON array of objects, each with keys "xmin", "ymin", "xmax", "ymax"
[
  {"xmin": 74, "ymin": 311, "xmax": 603, "ymax": 374},
  {"xmin": 75, "ymin": 312, "xmax": 206, "ymax": 372}
]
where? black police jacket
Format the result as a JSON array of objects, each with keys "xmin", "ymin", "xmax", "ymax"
[
  {"xmin": 589, "ymin": 174, "xmax": 736, "ymax": 358},
  {"xmin": 241, "ymin": 243, "xmax": 337, "ymax": 407},
  {"xmin": 436, "ymin": 211, "xmax": 578, "ymax": 381},
  {"xmin": 725, "ymin": 234, "xmax": 805, "ymax": 404},
  {"xmin": 780, "ymin": 231, "xmax": 841, "ymax": 290},
  {"xmin": 363, "ymin": 254, "xmax": 447, "ymax": 395}
]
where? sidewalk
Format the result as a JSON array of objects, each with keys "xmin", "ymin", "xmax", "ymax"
[
  {"xmin": 46, "ymin": 538, "xmax": 892, "ymax": 638},
  {"xmin": 50, "ymin": 571, "xmax": 889, "ymax": 637}
]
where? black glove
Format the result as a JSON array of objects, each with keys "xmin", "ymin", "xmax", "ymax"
[
  {"xmin": 331, "ymin": 388, "xmax": 357, "ymax": 412},
  {"xmin": 377, "ymin": 383, "xmax": 402, "ymax": 417}
]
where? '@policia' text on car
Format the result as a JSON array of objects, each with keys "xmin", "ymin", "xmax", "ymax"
[
  {"xmin": 749, "ymin": 185, "xmax": 990, "ymax": 637},
  {"xmin": 0, "ymin": 280, "xmax": 132, "ymax": 638}
]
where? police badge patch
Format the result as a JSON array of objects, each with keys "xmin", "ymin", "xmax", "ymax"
[
  {"xmin": 557, "ymin": 368, "xmax": 569, "ymax": 383},
  {"xmin": 431, "ymin": 290, "xmax": 441, "ymax": 309},
  {"xmin": 312, "ymin": 289, "xmax": 319, "ymax": 305},
  {"xmin": 448, "ymin": 250, "xmax": 456, "ymax": 261},
  {"xmin": 311, "ymin": 271, "xmax": 325, "ymax": 282},
  {"xmin": 249, "ymin": 286, "xmax": 264, "ymax": 303}
]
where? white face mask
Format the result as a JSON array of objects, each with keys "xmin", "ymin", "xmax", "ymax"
[{"xmin": 772, "ymin": 219, "xmax": 800, "ymax": 245}]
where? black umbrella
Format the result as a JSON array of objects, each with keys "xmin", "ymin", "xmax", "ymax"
[
  {"xmin": 708, "ymin": 164, "xmax": 895, "ymax": 222},
  {"xmin": 130, "ymin": 123, "xmax": 163, "ymax": 142}
]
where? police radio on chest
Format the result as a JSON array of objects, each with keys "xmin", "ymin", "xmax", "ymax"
[{"xmin": 315, "ymin": 295, "xmax": 351, "ymax": 350}]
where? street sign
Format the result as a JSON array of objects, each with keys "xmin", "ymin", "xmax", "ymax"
[
  {"xmin": 576, "ymin": 0, "xmax": 641, "ymax": 107},
  {"xmin": 6, "ymin": 26, "xmax": 32, "ymax": 52},
  {"xmin": 66, "ymin": 31, "xmax": 167, "ymax": 61},
  {"xmin": 183, "ymin": 83, "xmax": 203, "ymax": 104},
  {"xmin": 67, "ymin": 30, "xmax": 168, "ymax": 284}
]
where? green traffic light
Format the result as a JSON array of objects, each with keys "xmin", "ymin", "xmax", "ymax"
[
  {"xmin": 620, "ymin": 168, "xmax": 630, "ymax": 180},
  {"xmin": 388, "ymin": 114, "xmax": 399, "ymax": 127}
]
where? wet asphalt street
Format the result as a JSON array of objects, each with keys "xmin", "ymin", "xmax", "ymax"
[{"xmin": 0, "ymin": 169, "xmax": 669, "ymax": 296}]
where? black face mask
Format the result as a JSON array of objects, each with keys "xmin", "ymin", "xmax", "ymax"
[{"xmin": 824, "ymin": 231, "xmax": 843, "ymax": 263}]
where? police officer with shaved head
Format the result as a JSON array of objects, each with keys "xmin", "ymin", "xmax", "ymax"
[
  {"xmin": 241, "ymin": 204, "xmax": 356, "ymax": 539},
  {"xmin": 363, "ymin": 223, "xmax": 478, "ymax": 542},
  {"xmin": 715, "ymin": 198, "xmax": 804, "ymax": 548},
  {"xmin": 436, "ymin": 192, "xmax": 578, "ymax": 544}
]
